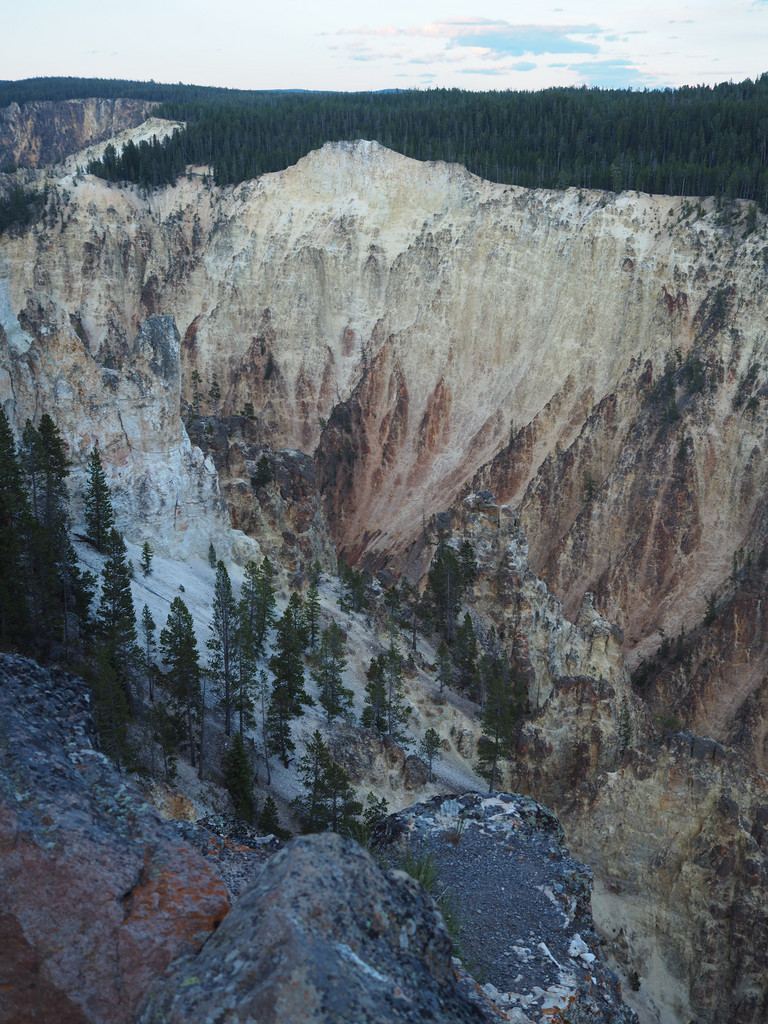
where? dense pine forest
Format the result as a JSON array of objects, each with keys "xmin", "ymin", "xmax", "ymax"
[{"xmin": 2, "ymin": 74, "xmax": 768, "ymax": 202}]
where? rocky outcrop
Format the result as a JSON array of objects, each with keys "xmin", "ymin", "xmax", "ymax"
[
  {"xmin": 0, "ymin": 98, "xmax": 157, "ymax": 169},
  {"xmin": 563, "ymin": 734, "xmax": 768, "ymax": 1024},
  {"xmin": 188, "ymin": 414, "xmax": 337, "ymax": 580},
  {"xmin": 136, "ymin": 831, "xmax": 498, "ymax": 1024},
  {"xmin": 373, "ymin": 792, "xmax": 637, "ymax": 1024},
  {"xmin": 0, "ymin": 653, "xmax": 230, "ymax": 1024}
]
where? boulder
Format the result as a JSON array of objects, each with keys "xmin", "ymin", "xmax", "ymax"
[
  {"xmin": 0, "ymin": 654, "xmax": 230, "ymax": 1024},
  {"xmin": 136, "ymin": 832, "xmax": 496, "ymax": 1024}
]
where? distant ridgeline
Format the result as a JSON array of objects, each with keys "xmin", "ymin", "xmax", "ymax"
[{"xmin": 2, "ymin": 74, "xmax": 768, "ymax": 202}]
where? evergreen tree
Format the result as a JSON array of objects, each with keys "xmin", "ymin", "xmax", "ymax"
[
  {"xmin": 289, "ymin": 590, "xmax": 310, "ymax": 650},
  {"xmin": 268, "ymin": 604, "xmax": 313, "ymax": 766},
  {"xmin": 208, "ymin": 372, "xmax": 221, "ymax": 410},
  {"xmin": 259, "ymin": 794, "xmax": 290, "ymax": 840},
  {"xmin": 21, "ymin": 415, "xmax": 93, "ymax": 659},
  {"xmin": 0, "ymin": 408, "xmax": 33, "ymax": 648},
  {"xmin": 160, "ymin": 596, "xmax": 201, "ymax": 768},
  {"xmin": 294, "ymin": 729, "xmax": 361, "ymax": 834},
  {"xmin": 207, "ymin": 541, "xmax": 217, "ymax": 569},
  {"xmin": 207, "ymin": 560, "xmax": 237, "ymax": 735},
  {"xmin": 294, "ymin": 729, "xmax": 334, "ymax": 832},
  {"xmin": 191, "ymin": 369, "xmax": 202, "ymax": 417},
  {"xmin": 141, "ymin": 603, "xmax": 157, "ymax": 701},
  {"xmin": 425, "ymin": 543, "xmax": 463, "ymax": 642},
  {"xmin": 239, "ymin": 557, "xmax": 277, "ymax": 658},
  {"xmin": 312, "ymin": 619, "xmax": 353, "ymax": 723},
  {"xmin": 84, "ymin": 446, "xmax": 114, "ymax": 553},
  {"xmin": 362, "ymin": 635, "xmax": 410, "ymax": 738},
  {"xmin": 88, "ymin": 642, "xmax": 132, "ymax": 766},
  {"xmin": 97, "ymin": 529, "xmax": 138, "ymax": 700},
  {"xmin": 435, "ymin": 639, "xmax": 452, "ymax": 693},
  {"xmin": 224, "ymin": 731, "xmax": 254, "ymax": 820},
  {"xmin": 476, "ymin": 652, "xmax": 526, "ymax": 793},
  {"xmin": 140, "ymin": 540, "xmax": 153, "ymax": 576},
  {"xmin": 419, "ymin": 727, "xmax": 443, "ymax": 781},
  {"xmin": 305, "ymin": 580, "xmax": 321, "ymax": 649},
  {"xmin": 455, "ymin": 613, "xmax": 479, "ymax": 696}
]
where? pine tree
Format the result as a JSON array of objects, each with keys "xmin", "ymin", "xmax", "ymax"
[
  {"xmin": 21, "ymin": 415, "xmax": 93, "ymax": 659},
  {"xmin": 84, "ymin": 446, "xmax": 114, "ymax": 552},
  {"xmin": 207, "ymin": 560, "xmax": 237, "ymax": 735},
  {"xmin": 208, "ymin": 372, "xmax": 221, "ymax": 411},
  {"xmin": 476, "ymin": 653, "xmax": 526, "ymax": 793},
  {"xmin": 294, "ymin": 729, "xmax": 361, "ymax": 834},
  {"xmin": 97, "ymin": 529, "xmax": 138, "ymax": 700},
  {"xmin": 0, "ymin": 408, "xmax": 32, "ymax": 648},
  {"xmin": 362, "ymin": 635, "xmax": 410, "ymax": 738},
  {"xmin": 240, "ymin": 557, "xmax": 276, "ymax": 658},
  {"xmin": 259, "ymin": 794, "xmax": 290, "ymax": 841},
  {"xmin": 88, "ymin": 643, "xmax": 132, "ymax": 767},
  {"xmin": 295, "ymin": 729, "xmax": 334, "ymax": 832},
  {"xmin": 305, "ymin": 580, "xmax": 321, "ymax": 649},
  {"xmin": 435, "ymin": 639, "xmax": 452, "ymax": 693},
  {"xmin": 419, "ymin": 728, "xmax": 443, "ymax": 781},
  {"xmin": 160, "ymin": 596, "xmax": 201, "ymax": 768},
  {"xmin": 425, "ymin": 543, "xmax": 463, "ymax": 642},
  {"xmin": 140, "ymin": 540, "xmax": 153, "ymax": 576},
  {"xmin": 141, "ymin": 603, "xmax": 157, "ymax": 701},
  {"xmin": 455, "ymin": 613, "xmax": 478, "ymax": 695},
  {"xmin": 224, "ymin": 732, "xmax": 254, "ymax": 820},
  {"xmin": 268, "ymin": 604, "xmax": 313, "ymax": 766},
  {"xmin": 313, "ymin": 619, "xmax": 353, "ymax": 723}
]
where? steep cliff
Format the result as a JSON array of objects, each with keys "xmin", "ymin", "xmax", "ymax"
[{"xmin": 0, "ymin": 98, "xmax": 157, "ymax": 169}]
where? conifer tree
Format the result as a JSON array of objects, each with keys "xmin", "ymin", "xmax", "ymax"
[
  {"xmin": 224, "ymin": 732, "xmax": 254, "ymax": 821},
  {"xmin": 362, "ymin": 635, "xmax": 410, "ymax": 738},
  {"xmin": 455, "ymin": 613, "xmax": 478, "ymax": 695},
  {"xmin": 312, "ymin": 619, "xmax": 353, "ymax": 723},
  {"xmin": 141, "ymin": 603, "xmax": 157, "ymax": 701},
  {"xmin": 160, "ymin": 596, "xmax": 201, "ymax": 768},
  {"xmin": 476, "ymin": 653, "xmax": 526, "ymax": 794},
  {"xmin": 259, "ymin": 794, "xmax": 290, "ymax": 840},
  {"xmin": 268, "ymin": 604, "xmax": 313, "ymax": 766},
  {"xmin": 419, "ymin": 728, "xmax": 443, "ymax": 781},
  {"xmin": 0, "ymin": 408, "xmax": 32, "ymax": 648},
  {"xmin": 97, "ymin": 529, "xmax": 138, "ymax": 698},
  {"xmin": 140, "ymin": 540, "xmax": 153, "ymax": 576},
  {"xmin": 294, "ymin": 729, "xmax": 361, "ymax": 834},
  {"xmin": 305, "ymin": 580, "xmax": 321, "ymax": 649},
  {"xmin": 435, "ymin": 639, "xmax": 452, "ymax": 693},
  {"xmin": 207, "ymin": 560, "xmax": 237, "ymax": 735},
  {"xmin": 21, "ymin": 415, "xmax": 93, "ymax": 659},
  {"xmin": 84, "ymin": 446, "xmax": 114, "ymax": 552},
  {"xmin": 89, "ymin": 643, "xmax": 132, "ymax": 767}
]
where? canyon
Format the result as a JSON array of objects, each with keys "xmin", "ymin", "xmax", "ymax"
[{"xmin": 1, "ymin": 100, "xmax": 768, "ymax": 1023}]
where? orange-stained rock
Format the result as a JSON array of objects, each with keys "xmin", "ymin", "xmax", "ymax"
[{"xmin": 0, "ymin": 654, "xmax": 230, "ymax": 1024}]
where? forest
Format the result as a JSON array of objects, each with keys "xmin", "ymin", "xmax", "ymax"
[{"xmin": 2, "ymin": 74, "xmax": 768, "ymax": 201}]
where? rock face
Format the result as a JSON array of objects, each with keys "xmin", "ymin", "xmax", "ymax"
[
  {"xmin": 0, "ymin": 98, "xmax": 157, "ymax": 169},
  {"xmin": 0, "ymin": 653, "xmax": 230, "ymax": 1024},
  {"xmin": 2, "ymin": 137, "xmax": 767, "ymax": 656},
  {"xmin": 564, "ymin": 734, "xmax": 768, "ymax": 1024},
  {"xmin": 372, "ymin": 793, "xmax": 637, "ymax": 1024},
  {"xmin": 136, "ymin": 831, "xmax": 497, "ymax": 1024},
  {"xmin": 0, "ymin": 297, "xmax": 233, "ymax": 559},
  {"xmin": 188, "ymin": 414, "xmax": 337, "ymax": 580}
]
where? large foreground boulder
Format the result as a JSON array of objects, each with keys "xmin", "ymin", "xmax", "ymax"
[
  {"xmin": 0, "ymin": 654, "xmax": 230, "ymax": 1024},
  {"xmin": 136, "ymin": 831, "xmax": 496, "ymax": 1024}
]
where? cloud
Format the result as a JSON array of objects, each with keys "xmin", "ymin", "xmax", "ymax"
[
  {"xmin": 563, "ymin": 59, "xmax": 655, "ymax": 89},
  {"xmin": 340, "ymin": 18, "xmax": 602, "ymax": 58}
]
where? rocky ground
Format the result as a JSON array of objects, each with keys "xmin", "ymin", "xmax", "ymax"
[{"xmin": 373, "ymin": 794, "xmax": 637, "ymax": 1024}]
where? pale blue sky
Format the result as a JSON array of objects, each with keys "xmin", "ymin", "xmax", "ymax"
[{"xmin": 3, "ymin": 1, "xmax": 766, "ymax": 92}]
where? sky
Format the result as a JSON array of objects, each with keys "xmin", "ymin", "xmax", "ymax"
[{"xmin": 2, "ymin": 1, "xmax": 766, "ymax": 93}]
